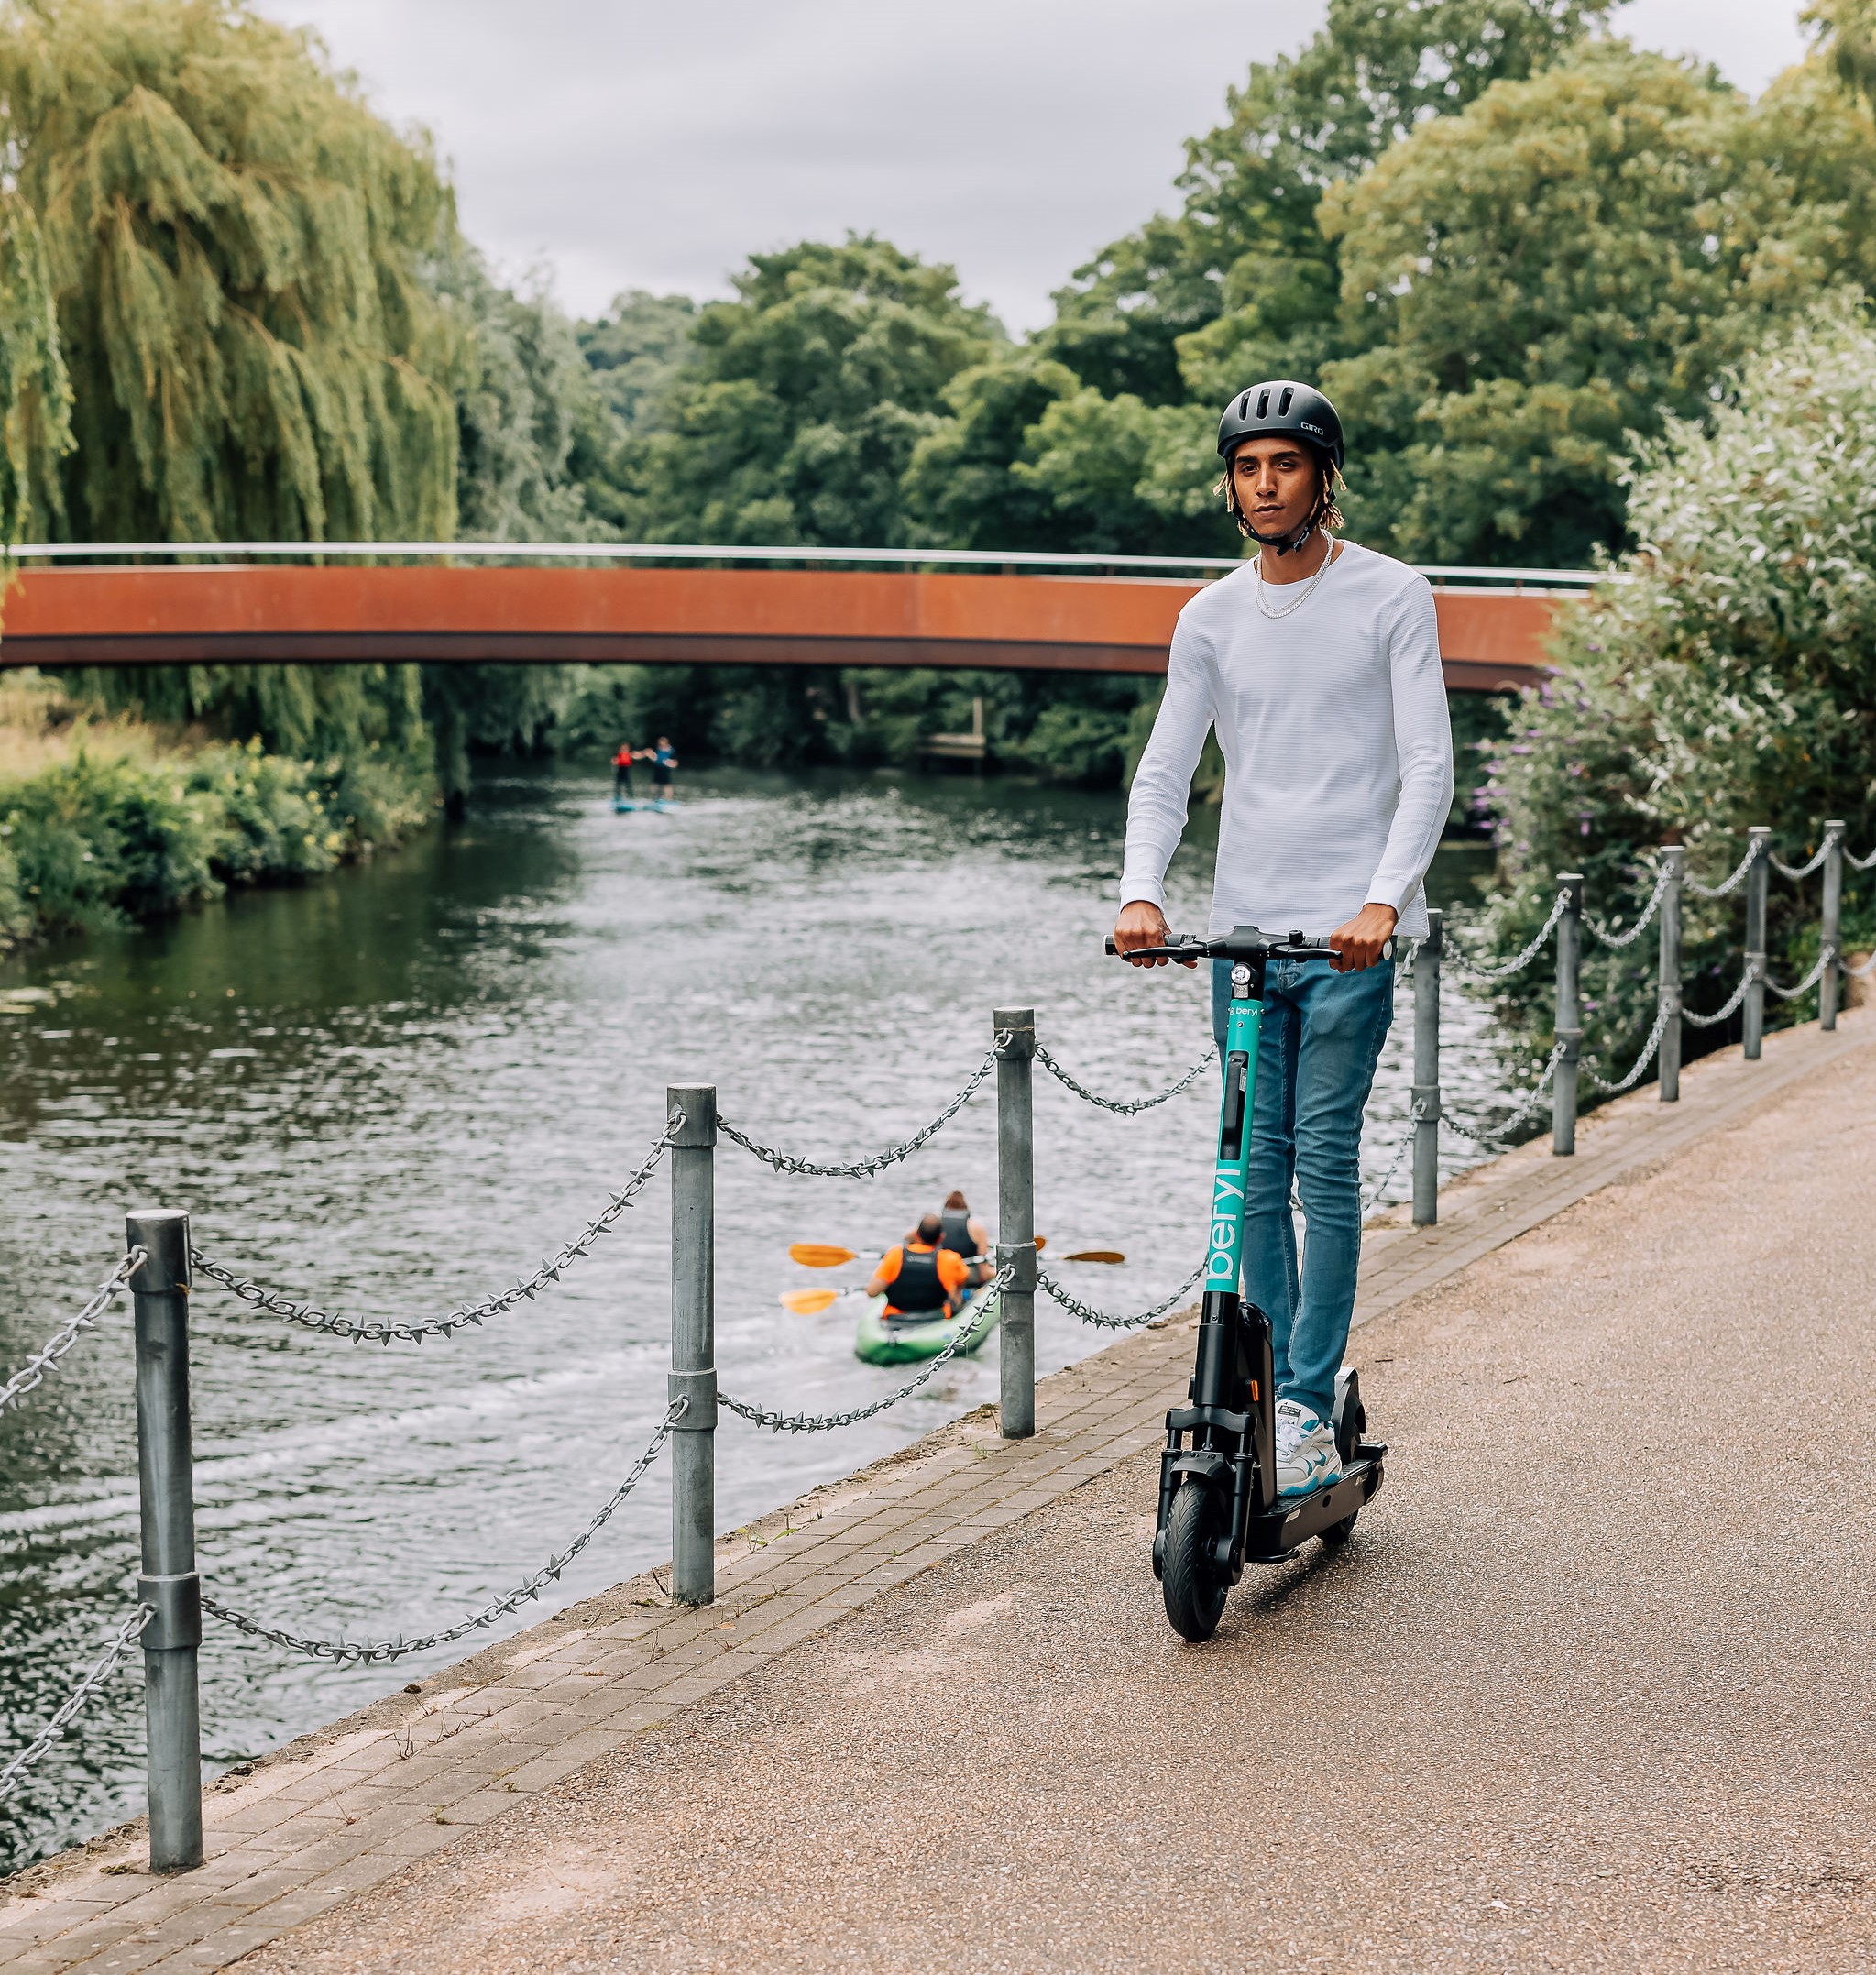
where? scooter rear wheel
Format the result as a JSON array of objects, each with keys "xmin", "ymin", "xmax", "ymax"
[{"xmin": 1161, "ymin": 1481, "xmax": 1229, "ymax": 1642}]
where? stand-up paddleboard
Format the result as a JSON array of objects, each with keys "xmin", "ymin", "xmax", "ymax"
[{"xmin": 613, "ymin": 798, "xmax": 641, "ymax": 813}]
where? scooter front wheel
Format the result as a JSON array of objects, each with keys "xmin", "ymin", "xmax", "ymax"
[{"xmin": 1161, "ymin": 1480, "xmax": 1230, "ymax": 1642}]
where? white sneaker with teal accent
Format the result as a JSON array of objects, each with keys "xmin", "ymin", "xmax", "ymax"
[{"xmin": 1275, "ymin": 1399, "xmax": 1342, "ymax": 1498}]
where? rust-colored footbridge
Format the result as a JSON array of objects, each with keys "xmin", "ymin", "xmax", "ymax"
[{"xmin": 0, "ymin": 544, "xmax": 1588, "ymax": 692}]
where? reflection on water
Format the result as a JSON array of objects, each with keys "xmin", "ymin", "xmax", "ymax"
[{"xmin": 0, "ymin": 762, "xmax": 1499, "ymax": 1869}]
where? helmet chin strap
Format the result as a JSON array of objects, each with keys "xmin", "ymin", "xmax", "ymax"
[{"xmin": 1247, "ymin": 517, "xmax": 1317, "ymax": 558}]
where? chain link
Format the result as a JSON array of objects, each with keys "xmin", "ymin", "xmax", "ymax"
[
  {"xmin": 204, "ymin": 1404, "xmax": 681, "ymax": 1664},
  {"xmin": 718, "ymin": 1041, "xmax": 1003, "ymax": 1179},
  {"xmin": 1441, "ymin": 1045, "xmax": 1564, "ymax": 1147},
  {"xmin": 1031, "ymin": 1039, "xmax": 1216, "ymax": 1114},
  {"xmin": 1579, "ymin": 998, "xmax": 1673, "ymax": 1096},
  {"xmin": 1685, "ymin": 844, "xmax": 1758, "ymax": 899},
  {"xmin": 0, "ymin": 1606, "xmax": 151, "ymax": 1802},
  {"xmin": 191, "ymin": 1119, "xmax": 682, "ymax": 1344},
  {"xmin": 1584, "ymin": 865, "xmax": 1672, "ymax": 949},
  {"xmin": 1845, "ymin": 946, "xmax": 1876, "ymax": 979},
  {"xmin": 1764, "ymin": 950, "xmax": 1831, "ymax": 1002},
  {"xmin": 720, "ymin": 1267, "xmax": 1014, "ymax": 1432},
  {"xmin": 0, "ymin": 1249, "xmax": 144, "ymax": 1419},
  {"xmin": 1768, "ymin": 825, "xmax": 1840, "ymax": 882},
  {"xmin": 1847, "ymin": 842, "xmax": 1876, "ymax": 872},
  {"xmin": 1443, "ymin": 889, "xmax": 1570, "ymax": 982},
  {"xmin": 1681, "ymin": 961, "xmax": 1758, "ymax": 1028},
  {"xmin": 1037, "ymin": 1260, "xmax": 1204, "ymax": 1330},
  {"xmin": 1364, "ymin": 1124, "xmax": 1420, "ymax": 1211}
]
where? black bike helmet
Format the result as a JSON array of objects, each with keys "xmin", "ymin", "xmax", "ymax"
[
  {"xmin": 1216, "ymin": 379, "xmax": 1344, "ymax": 471},
  {"xmin": 1216, "ymin": 380, "xmax": 1345, "ymax": 555}
]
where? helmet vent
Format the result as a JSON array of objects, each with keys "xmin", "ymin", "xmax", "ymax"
[
  {"xmin": 1256, "ymin": 389, "xmax": 1271, "ymax": 419},
  {"xmin": 1278, "ymin": 386, "xmax": 1294, "ymax": 415},
  {"xmin": 1237, "ymin": 392, "xmax": 1251, "ymax": 421}
]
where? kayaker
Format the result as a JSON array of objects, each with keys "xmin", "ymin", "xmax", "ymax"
[
  {"xmin": 612, "ymin": 743, "xmax": 638, "ymax": 801},
  {"xmin": 866, "ymin": 1213, "xmax": 969, "ymax": 1323},
  {"xmin": 938, "ymin": 1190, "xmax": 993, "ymax": 1286},
  {"xmin": 649, "ymin": 736, "xmax": 678, "ymax": 797}
]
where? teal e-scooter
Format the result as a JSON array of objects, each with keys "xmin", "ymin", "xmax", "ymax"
[{"xmin": 1105, "ymin": 924, "xmax": 1388, "ymax": 1642}]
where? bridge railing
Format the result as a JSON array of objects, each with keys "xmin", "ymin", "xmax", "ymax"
[
  {"xmin": 5, "ymin": 814, "xmax": 1870, "ymax": 1867},
  {"xmin": 5, "ymin": 538, "xmax": 1605, "ymax": 588}
]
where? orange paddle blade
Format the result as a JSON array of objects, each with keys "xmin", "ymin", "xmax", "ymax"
[
  {"xmin": 788, "ymin": 1244, "xmax": 857, "ymax": 1269},
  {"xmin": 1034, "ymin": 1235, "xmax": 1047, "ymax": 1251},
  {"xmin": 780, "ymin": 1288, "xmax": 841, "ymax": 1315},
  {"xmin": 1064, "ymin": 1249, "xmax": 1125, "ymax": 1265}
]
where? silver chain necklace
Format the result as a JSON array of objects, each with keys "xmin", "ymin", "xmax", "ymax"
[{"xmin": 1255, "ymin": 544, "xmax": 1335, "ymax": 620}]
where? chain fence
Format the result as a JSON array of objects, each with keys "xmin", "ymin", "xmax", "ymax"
[
  {"xmin": 0, "ymin": 1606, "xmax": 151, "ymax": 1803},
  {"xmin": 1584, "ymin": 865, "xmax": 1672, "ymax": 949},
  {"xmin": 1849, "ymin": 842, "xmax": 1876, "ymax": 873},
  {"xmin": 1769, "ymin": 830, "xmax": 1838, "ymax": 882},
  {"xmin": 1441, "ymin": 1045, "xmax": 1565, "ymax": 1149},
  {"xmin": 204, "ymin": 1404, "xmax": 682, "ymax": 1665},
  {"xmin": 1685, "ymin": 844, "xmax": 1759, "ymax": 899},
  {"xmin": 1, "ymin": 1249, "xmax": 145, "ymax": 1419},
  {"xmin": 717, "ymin": 1039, "xmax": 1004, "ymax": 1178},
  {"xmin": 1443, "ymin": 888, "xmax": 1571, "ymax": 982},
  {"xmin": 720, "ymin": 1268, "xmax": 1015, "ymax": 1432},
  {"xmin": 1037, "ymin": 1260, "xmax": 1205, "ymax": 1331},
  {"xmin": 190, "ymin": 1119, "xmax": 681, "ymax": 1344},
  {"xmin": 1764, "ymin": 951, "xmax": 1833, "ymax": 1002},
  {"xmin": 1580, "ymin": 999, "xmax": 1673, "ymax": 1097},
  {"xmin": 1031, "ymin": 1039, "xmax": 1216, "ymax": 1114},
  {"xmin": 1681, "ymin": 963, "xmax": 1758, "ymax": 1030}
]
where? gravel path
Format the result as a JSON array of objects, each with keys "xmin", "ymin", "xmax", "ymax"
[{"xmin": 247, "ymin": 1046, "xmax": 1876, "ymax": 1974}]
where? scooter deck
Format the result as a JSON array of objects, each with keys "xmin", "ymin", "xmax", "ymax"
[{"xmin": 1238, "ymin": 1443, "xmax": 1388, "ymax": 1564}]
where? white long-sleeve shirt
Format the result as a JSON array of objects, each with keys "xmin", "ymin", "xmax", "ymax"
[{"xmin": 1120, "ymin": 541, "xmax": 1454, "ymax": 940}]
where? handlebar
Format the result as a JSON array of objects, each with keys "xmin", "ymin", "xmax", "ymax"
[{"xmin": 1103, "ymin": 924, "xmax": 1390, "ymax": 963}]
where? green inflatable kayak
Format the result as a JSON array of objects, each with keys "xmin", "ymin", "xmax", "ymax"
[{"xmin": 852, "ymin": 1280, "xmax": 999, "ymax": 1367}]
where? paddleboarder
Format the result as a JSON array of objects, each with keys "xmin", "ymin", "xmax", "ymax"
[
  {"xmin": 612, "ymin": 743, "xmax": 639, "ymax": 803},
  {"xmin": 649, "ymin": 737, "xmax": 678, "ymax": 800}
]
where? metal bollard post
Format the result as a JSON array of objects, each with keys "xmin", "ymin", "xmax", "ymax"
[
  {"xmin": 1552, "ymin": 875, "xmax": 1583, "ymax": 1156},
  {"xmin": 1658, "ymin": 847, "xmax": 1684, "ymax": 1103},
  {"xmin": 126, "ymin": 1210, "xmax": 203, "ymax": 1874},
  {"xmin": 1820, "ymin": 821, "xmax": 1844, "ymax": 1033},
  {"xmin": 1411, "ymin": 912, "xmax": 1442, "ymax": 1226},
  {"xmin": 1743, "ymin": 826, "xmax": 1770, "ymax": 1060},
  {"xmin": 993, "ymin": 1007, "xmax": 1037, "ymax": 1441},
  {"xmin": 667, "ymin": 1085, "xmax": 716, "ymax": 1607}
]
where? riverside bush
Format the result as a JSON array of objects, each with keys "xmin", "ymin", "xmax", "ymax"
[
  {"xmin": 1470, "ymin": 302, "xmax": 1876, "ymax": 1081},
  {"xmin": 0, "ymin": 739, "xmax": 431, "ymax": 949}
]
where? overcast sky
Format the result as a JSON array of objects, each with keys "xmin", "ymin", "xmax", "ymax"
[{"xmin": 249, "ymin": 0, "xmax": 1815, "ymax": 332}]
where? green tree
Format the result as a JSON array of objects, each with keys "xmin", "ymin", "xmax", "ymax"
[
  {"xmin": 625, "ymin": 235, "xmax": 1003, "ymax": 546},
  {"xmin": 577, "ymin": 290, "xmax": 697, "ymax": 432},
  {"xmin": 0, "ymin": 0, "xmax": 461, "ymax": 545},
  {"xmin": 1045, "ymin": 0, "xmax": 1614, "ymax": 409},
  {"xmin": 1470, "ymin": 301, "xmax": 1876, "ymax": 1084},
  {"xmin": 1321, "ymin": 43, "xmax": 1876, "ymax": 566}
]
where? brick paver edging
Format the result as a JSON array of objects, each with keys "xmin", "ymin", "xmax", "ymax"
[{"xmin": 0, "ymin": 1008, "xmax": 1866, "ymax": 1974}]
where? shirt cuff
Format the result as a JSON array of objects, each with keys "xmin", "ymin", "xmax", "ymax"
[
  {"xmin": 1118, "ymin": 877, "xmax": 1167, "ymax": 910},
  {"xmin": 1364, "ymin": 872, "xmax": 1411, "ymax": 912}
]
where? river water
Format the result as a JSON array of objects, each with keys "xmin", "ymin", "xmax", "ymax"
[{"xmin": 0, "ymin": 763, "xmax": 1504, "ymax": 1871}]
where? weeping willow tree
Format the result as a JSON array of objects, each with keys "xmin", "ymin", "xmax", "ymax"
[
  {"xmin": 0, "ymin": 189, "xmax": 71, "ymax": 551},
  {"xmin": 0, "ymin": 0, "xmax": 461, "ymax": 544}
]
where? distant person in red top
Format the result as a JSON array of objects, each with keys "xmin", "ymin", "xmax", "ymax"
[
  {"xmin": 612, "ymin": 743, "xmax": 638, "ymax": 802},
  {"xmin": 866, "ymin": 1213, "xmax": 969, "ymax": 1322}
]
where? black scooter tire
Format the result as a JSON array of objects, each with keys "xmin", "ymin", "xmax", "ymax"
[
  {"xmin": 1320, "ymin": 1509, "xmax": 1357, "ymax": 1547},
  {"xmin": 1161, "ymin": 1482, "xmax": 1229, "ymax": 1642}
]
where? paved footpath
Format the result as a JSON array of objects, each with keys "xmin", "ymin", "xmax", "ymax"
[{"xmin": 2, "ymin": 1011, "xmax": 1872, "ymax": 1972}]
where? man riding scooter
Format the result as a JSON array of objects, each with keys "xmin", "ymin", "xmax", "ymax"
[{"xmin": 1113, "ymin": 381, "xmax": 1452, "ymax": 1498}]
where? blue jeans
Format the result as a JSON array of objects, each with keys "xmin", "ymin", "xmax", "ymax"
[{"xmin": 1212, "ymin": 957, "xmax": 1393, "ymax": 1425}]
